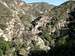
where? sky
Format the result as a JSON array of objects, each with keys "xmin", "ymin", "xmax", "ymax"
[{"xmin": 22, "ymin": 0, "xmax": 68, "ymax": 6}]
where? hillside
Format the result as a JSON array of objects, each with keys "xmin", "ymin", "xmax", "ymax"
[{"xmin": 0, "ymin": 0, "xmax": 75, "ymax": 56}]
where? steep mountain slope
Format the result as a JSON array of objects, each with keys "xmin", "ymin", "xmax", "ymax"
[
  {"xmin": 0, "ymin": 0, "xmax": 54, "ymax": 56},
  {"xmin": 29, "ymin": 1, "xmax": 75, "ymax": 56},
  {"xmin": 28, "ymin": 2, "xmax": 54, "ymax": 17},
  {"xmin": 0, "ymin": 0, "xmax": 75, "ymax": 56},
  {"xmin": 41, "ymin": 1, "xmax": 75, "ymax": 49}
]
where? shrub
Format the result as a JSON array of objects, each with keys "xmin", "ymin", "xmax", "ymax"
[{"xmin": 0, "ymin": 37, "xmax": 11, "ymax": 56}]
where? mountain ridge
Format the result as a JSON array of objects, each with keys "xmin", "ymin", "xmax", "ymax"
[{"xmin": 0, "ymin": 0, "xmax": 75, "ymax": 56}]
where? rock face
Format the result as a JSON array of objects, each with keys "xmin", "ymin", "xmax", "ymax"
[{"xmin": 0, "ymin": 0, "xmax": 75, "ymax": 56}]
